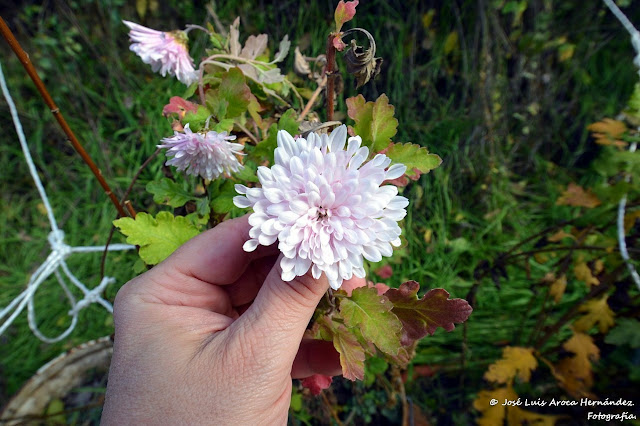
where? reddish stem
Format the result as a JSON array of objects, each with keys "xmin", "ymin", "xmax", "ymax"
[
  {"xmin": 325, "ymin": 35, "xmax": 337, "ymax": 121},
  {"xmin": 0, "ymin": 17, "xmax": 128, "ymax": 218}
]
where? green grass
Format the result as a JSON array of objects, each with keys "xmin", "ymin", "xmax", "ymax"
[{"xmin": 1, "ymin": 0, "xmax": 639, "ymax": 423}]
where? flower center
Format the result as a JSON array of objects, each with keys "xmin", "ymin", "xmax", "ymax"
[{"xmin": 317, "ymin": 206, "xmax": 331, "ymax": 219}]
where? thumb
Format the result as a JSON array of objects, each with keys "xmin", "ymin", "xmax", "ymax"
[{"xmin": 240, "ymin": 255, "xmax": 329, "ymax": 355}]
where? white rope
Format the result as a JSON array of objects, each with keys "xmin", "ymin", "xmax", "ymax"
[
  {"xmin": 603, "ymin": 0, "xmax": 640, "ymax": 292},
  {"xmin": 0, "ymin": 60, "xmax": 135, "ymax": 343}
]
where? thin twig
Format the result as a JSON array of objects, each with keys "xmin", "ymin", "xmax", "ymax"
[
  {"xmin": 0, "ymin": 17, "xmax": 128, "ymax": 218},
  {"xmin": 298, "ymin": 76, "xmax": 327, "ymax": 122},
  {"xmin": 235, "ymin": 122, "xmax": 259, "ymax": 144}
]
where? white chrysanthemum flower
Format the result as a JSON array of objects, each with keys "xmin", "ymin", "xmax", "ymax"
[
  {"xmin": 233, "ymin": 125, "xmax": 408, "ymax": 290},
  {"xmin": 158, "ymin": 124, "xmax": 244, "ymax": 180},
  {"xmin": 124, "ymin": 20, "xmax": 198, "ymax": 85}
]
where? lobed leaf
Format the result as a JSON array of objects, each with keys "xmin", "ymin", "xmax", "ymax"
[
  {"xmin": 113, "ymin": 212, "xmax": 200, "ymax": 265},
  {"xmin": 605, "ymin": 318, "xmax": 640, "ymax": 348},
  {"xmin": 338, "ymin": 286, "xmax": 403, "ymax": 357},
  {"xmin": 384, "ymin": 142, "xmax": 442, "ymax": 177},
  {"xmin": 484, "ymin": 346, "xmax": 537, "ymax": 384},
  {"xmin": 334, "ymin": 0, "xmax": 359, "ymax": 33},
  {"xmin": 556, "ymin": 183, "xmax": 601, "ymax": 208},
  {"xmin": 205, "ymin": 67, "xmax": 251, "ymax": 119},
  {"xmin": 146, "ymin": 178, "xmax": 194, "ymax": 208},
  {"xmin": 385, "ymin": 281, "xmax": 472, "ymax": 346},
  {"xmin": 573, "ymin": 295, "xmax": 615, "ymax": 333},
  {"xmin": 346, "ymin": 94, "xmax": 398, "ymax": 152}
]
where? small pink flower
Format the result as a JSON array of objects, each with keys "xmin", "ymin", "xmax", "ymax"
[
  {"xmin": 234, "ymin": 125, "xmax": 408, "ymax": 290},
  {"xmin": 124, "ymin": 21, "xmax": 198, "ymax": 85},
  {"xmin": 158, "ymin": 124, "xmax": 244, "ymax": 180}
]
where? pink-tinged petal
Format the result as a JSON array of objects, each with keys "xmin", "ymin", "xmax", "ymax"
[{"xmin": 238, "ymin": 125, "xmax": 409, "ymax": 289}]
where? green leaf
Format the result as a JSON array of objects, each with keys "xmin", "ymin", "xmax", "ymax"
[
  {"xmin": 210, "ymin": 179, "xmax": 244, "ymax": 215},
  {"xmin": 385, "ymin": 142, "xmax": 442, "ymax": 177},
  {"xmin": 113, "ymin": 212, "xmax": 200, "ymax": 265},
  {"xmin": 385, "ymin": 281, "xmax": 473, "ymax": 346},
  {"xmin": 364, "ymin": 356, "xmax": 389, "ymax": 386},
  {"xmin": 346, "ymin": 94, "xmax": 398, "ymax": 152},
  {"xmin": 234, "ymin": 160, "xmax": 259, "ymax": 183},
  {"xmin": 183, "ymin": 105, "xmax": 212, "ymax": 132},
  {"xmin": 205, "ymin": 67, "xmax": 251, "ymax": 119},
  {"xmin": 253, "ymin": 109, "xmax": 299, "ymax": 163},
  {"xmin": 146, "ymin": 178, "xmax": 194, "ymax": 207},
  {"xmin": 214, "ymin": 118, "xmax": 235, "ymax": 133},
  {"xmin": 339, "ymin": 286, "xmax": 403, "ymax": 357},
  {"xmin": 605, "ymin": 318, "xmax": 640, "ymax": 348}
]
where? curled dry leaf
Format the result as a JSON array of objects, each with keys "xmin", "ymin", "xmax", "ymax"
[
  {"xmin": 344, "ymin": 38, "xmax": 383, "ymax": 88},
  {"xmin": 293, "ymin": 46, "xmax": 311, "ymax": 76}
]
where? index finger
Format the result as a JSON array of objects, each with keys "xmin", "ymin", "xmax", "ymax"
[{"xmin": 155, "ymin": 214, "xmax": 279, "ymax": 285}]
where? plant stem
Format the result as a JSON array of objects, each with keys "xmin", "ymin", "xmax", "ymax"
[
  {"xmin": 325, "ymin": 35, "xmax": 337, "ymax": 121},
  {"xmin": 0, "ymin": 17, "xmax": 128, "ymax": 218}
]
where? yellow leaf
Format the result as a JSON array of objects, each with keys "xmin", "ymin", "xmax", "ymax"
[
  {"xmin": 484, "ymin": 347, "xmax": 537, "ymax": 384},
  {"xmin": 423, "ymin": 228, "xmax": 432, "ymax": 244},
  {"xmin": 534, "ymin": 253, "xmax": 549, "ymax": 264},
  {"xmin": 473, "ymin": 386, "xmax": 519, "ymax": 426},
  {"xmin": 587, "ymin": 118, "xmax": 628, "ymax": 148},
  {"xmin": 556, "ymin": 183, "xmax": 601, "ymax": 208},
  {"xmin": 552, "ymin": 331, "xmax": 599, "ymax": 399},
  {"xmin": 558, "ymin": 43, "xmax": 575, "ymax": 62},
  {"xmin": 444, "ymin": 31, "xmax": 459, "ymax": 55},
  {"xmin": 549, "ymin": 275, "xmax": 567, "ymax": 303},
  {"xmin": 574, "ymin": 295, "xmax": 615, "ymax": 333},
  {"xmin": 422, "ymin": 9, "xmax": 436, "ymax": 29},
  {"xmin": 574, "ymin": 262, "xmax": 599, "ymax": 289},
  {"xmin": 547, "ymin": 229, "xmax": 575, "ymax": 242},
  {"xmin": 136, "ymin": 0, "xmax": 148, "ymax": 18}
]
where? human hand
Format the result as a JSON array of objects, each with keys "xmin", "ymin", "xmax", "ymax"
[{"xmin": 102, "ymin": 214, "xmax": 363, "ymax": 425}]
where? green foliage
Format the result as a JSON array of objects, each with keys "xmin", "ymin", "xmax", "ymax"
[
  {"xmin": 605, "ymin": 318, "xmax": 640, "ymax": 348},
  {"xmin": 252, "ymin": 109, "xmax": 299, "ymax": 162},
  {"xmin": 346, "ymin": 94, "xmax": 398, "ymax": 152},
  {"xmin": 205, "ymin": 67, "xmax": 252, "ymax": 120},
  {"xmin": 113, "ymin": 212, "xmax": 200, "ymax": 265},
  {"xmin": 385, "ymin": 143, "xmax": 442, "ymax": 177},
  {"xmin": 146, "ymin": 178, "xmax": 194, "ymax": 207},
  {"xmin": 339, "ymin": 287, "xmax": 403, "ymax": 357}
]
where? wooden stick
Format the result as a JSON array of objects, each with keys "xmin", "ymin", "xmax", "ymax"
[{"xmin": 0, "ymin": 17, "xmax": 128, "ymax": 218}]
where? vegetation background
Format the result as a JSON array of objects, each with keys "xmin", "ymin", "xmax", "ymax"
[{"xmin": 0, "ymin": 0, "xmax": 638, "ymax": 424}]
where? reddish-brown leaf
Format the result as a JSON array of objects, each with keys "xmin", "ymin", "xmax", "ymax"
[
  {"xmin": 556, "ymin": 183, "xmax": 601, "ymax": 208},
  {"xmin": 385, "ymin": 281, "xmax": 472, "ymax": 346},
  {"xmin": 162, "ymin": 96, "xmax": 198, "ymax": 119},
  {"xmin": 334, "ymin": 0, "xmax": 359, "ymax": 32}
]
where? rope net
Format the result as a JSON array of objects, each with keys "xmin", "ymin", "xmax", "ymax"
[{"xmin": 0, "ymin": 61, "xmax": 135, "ymax": 344}]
